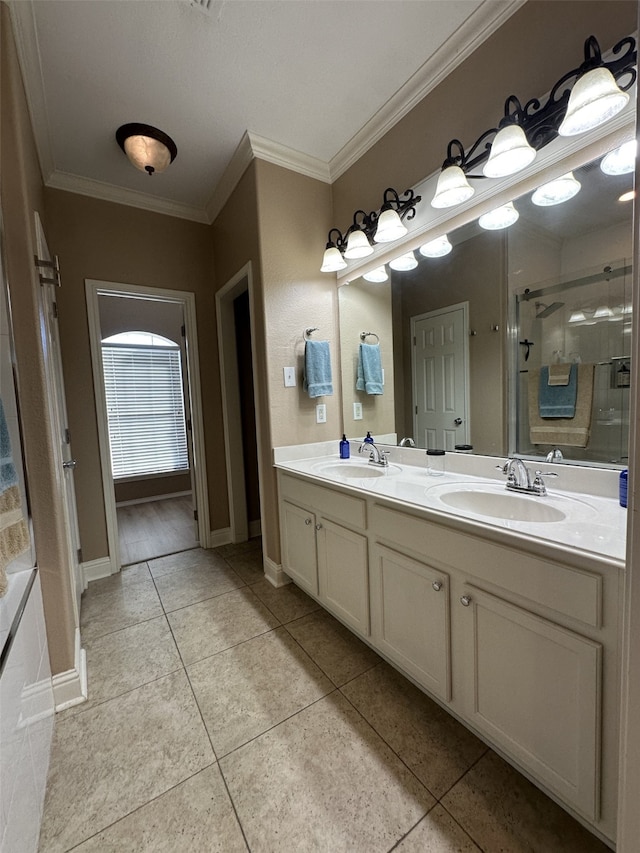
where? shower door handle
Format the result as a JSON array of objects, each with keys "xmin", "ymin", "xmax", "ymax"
[{"xmin": 63, "ymin": 459, "xmax": 77, "ymax": 470}]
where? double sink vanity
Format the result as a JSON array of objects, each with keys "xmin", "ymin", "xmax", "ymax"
[{"xmin": 274, "ymin": 441, "xmax": 626, "ymax": 846}]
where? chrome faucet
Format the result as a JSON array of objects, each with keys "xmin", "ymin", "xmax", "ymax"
[
  {"xmin": 359, "ymin": 441, "xmax": 389, "ymax": 467},
  {"xmin": 399, "ymin": 437, "xmax": 415, "ymax": 447},
  {"xmin": 497, "ymin": 458, "xmax": 558, "ymax": 496},
  {"xmin": 545, "ymin": 447, "xmax": 564, "ymax": 463}
]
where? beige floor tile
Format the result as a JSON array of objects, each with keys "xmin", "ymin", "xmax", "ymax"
[
  {"xmin": 148, "ymin": 547, "xmax": 230, "ymax": 580},
  {"xmin": 38, "ymin": 670, "xmax": 214, "ymax": 853},
  {"xmin": 80, "ymin": 566, "xmax": 163, "ymax": 642},
  {"xmin": 153, "ymin": 560, "xmax": 245, "ymax": 612},
  {"xmin": 441, "ymin": 750, "xmax": 610, "ymax": 853},
  {"xmin": 394, "ymin": 805, "xmax": 481, "ymax": 852},
  {"xmin": 342, "ymin": 663, "xmax": 486, "ymax": 799},
  {"xmin": 250, "ymin": 577, "xmax": 320, "ymax": 623},
  {"xmin": 224, "ymin": 550, "xmax": 265, "ymax": 584},
  {"xmin": 219, "ymin": 691, "xmax": 434, "ymax": 852},
  {"xmin": 62, "ymin": 617, "xmax": 182, "ymax": 717},
  {"xmin": 167, "ymin": 587, "xmax": 279, "ymax": 665},
  {"xmin": 71, "ymin": 765, "xmax": 247, "ymax": 853},
  {"xmin": 286, "ymin": 608, "xmax": 381, "ymax": 686},
  {"xmin": 188, "ymin": 627, "xmax": 333, "ymax": 756}
]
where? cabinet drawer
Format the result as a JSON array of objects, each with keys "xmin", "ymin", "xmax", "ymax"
[
  {"xmin": 371, "ymin": 503, "xmax": 602, "ymax": 628},
  {"xmin": 280, "ymin": 473, "xmax": 366, "ymax": 530}
]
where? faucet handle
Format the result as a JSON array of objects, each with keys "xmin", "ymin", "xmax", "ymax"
[{"xmin": 535, "ymin": 471, "xmax": 559, "ymax": 478}]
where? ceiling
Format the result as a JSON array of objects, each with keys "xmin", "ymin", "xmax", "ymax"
[{"xmin": 9, "ymin": 0, "xmax": 523, "ymax": 224}]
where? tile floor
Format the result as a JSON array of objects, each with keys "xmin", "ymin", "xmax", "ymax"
[
  {"xmin": 116, "ymin": 496, "xmax": 198, "ymax": 565},
  {"xmin": 39, "ymin": 540, "xmax": 610, "ymax": 852}
]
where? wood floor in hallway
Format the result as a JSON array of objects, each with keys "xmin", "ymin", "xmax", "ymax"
[{"xmin": 116, "ymin": 495, "xmax": 198, "ymax": 565}]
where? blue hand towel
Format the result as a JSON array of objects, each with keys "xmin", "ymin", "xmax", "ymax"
[
  {"xmin": 539, "ymin": 364, "xmax": 578, "ymax": 417},
  {"xmin": 356, "ymin": 343, "xmax": 383, "ymax": 395},
  {"xmin": 303, "ymin": 340, "xmax": 333, "ymax": 398}
]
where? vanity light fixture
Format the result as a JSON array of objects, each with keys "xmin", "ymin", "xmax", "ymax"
[
  {"xmin": 116, "ymin": 123, "xmax": 177, "ymax": 175},
  {"xmin": 531, "ymin": 172, "xmax": 581, "ymax": 206},
  {"xmin": 594, "ymin": 305, "xmax": 613, "ymax": 318},
  {"xmin": 619, "ymin": 190, "xmax": 636, "ymax": 202},
  {"xmin": 320, "ymin": 188, "xmax": 421, "ymax": 272},
  {"xmin": 419, "ymin": 235, "xmax": 453, "ymax": 257},
  {"xmin": 568, "ymin": 309, "xmax": 587, "ymax": 323},
  {"xmin": 478, "ymin": 202, "xmax": 519, "ymax": 230},
  {"xmin": 430, "ymin": 34, "xmax": 636, "ymax": 208},
  {"xmin": 362, "ymin": 266, "xmax": 389, "ymax": 283},
  {"xmin": 389, "ymin": 251, "xmax": 418, "ymax": 271},
  {"xmin": 601, "ymin": 139, "xmax": 636, "ymax": 175}
]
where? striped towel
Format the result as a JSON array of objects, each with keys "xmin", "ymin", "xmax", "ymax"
[{"xmin": 0, "ymin": 397, "xmax": 30, "ymax": 597}]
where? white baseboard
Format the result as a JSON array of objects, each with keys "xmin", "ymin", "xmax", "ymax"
[
  {"xmin": 249, "ymin": 519, "xmax": 262, "ymax": 539},
  {"xmin": 209, "ymin": 527, "xmax": 233, "ymax": 547},
  {"xmin": 82, "ymin": 555, "xmax": 116, "ymax": 585},
  {"xmin": 264, "ymin": 556, "xmax": 291, "ymax": 588},
  {"xmin": 115, "ymin": 490, "xmax": 192, "ymax": 508},
  {"xmin": 53, "ymin": 630, "xmax": 87, "ymax": 712}
]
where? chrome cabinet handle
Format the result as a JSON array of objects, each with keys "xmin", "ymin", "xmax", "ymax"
[
  {"xmin": 63, "ymin": 459, "xmax": 77, "ymax": 470},
  {"xmin": 304, "ymin": 518, "xmax": 312, "ymax": 525},
  {"xmin": 460, "ymin": 595, "xmax": 472, "ymax": 607},
  {"xmin": 315, "ymin": 523, "xmax": 323, "ymax": 531},
  {"xmin": 432, "ymin": 580, "xmax": 443, "ymax": 592}
]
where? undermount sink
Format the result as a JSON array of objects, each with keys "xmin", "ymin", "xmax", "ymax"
[
  {"xmin": 313, "ymin": 461, "xmax": 401, "ymax": 479},
  {"xmin": 438, "ymin": 488, "xmax": 567, "ymax": 523}
]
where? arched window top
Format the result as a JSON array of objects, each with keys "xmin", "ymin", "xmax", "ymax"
[{"xmin": 101, "ymin": 331, "xmax": 178, "ymax": 348}]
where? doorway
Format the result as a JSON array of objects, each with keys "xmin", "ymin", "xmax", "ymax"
[{"xmin": 86, "ymin": 280, "xmax": 210, "ymax": 576}]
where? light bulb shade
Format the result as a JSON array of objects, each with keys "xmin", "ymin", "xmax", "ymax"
[
  {"xmin": 483, "ymin": 125, "xmax": 536, "ymax": 178},
  {"xmin": 531, "ymin": 172, "xmax": 581, "ymax": 206},
  {"xmin": 431, "ymin": 165, "xmax": 474, "ymax": 208},
  {"xmin": 478, "ymin": 202, "xmax": 519, "ymax": 230},
  {"xmin": 594, "ymin": 305, "xmax": 613, "ymax": 318},
  {"xmin": 601, "ymin": 140, "xmax": 637, "ymax": 175},
  {"xmin": 419, "ymin": 235, "xmax": 452, "ymax": 258},
  {"xmin": 116, "ymin": 123, "xmax": 177, "ymax": 175},
  {"xmin": 321, "ymin": 246, "xmax": 347, "ymax": 273},
  {"xmin": 344, "ymin": 229, "xmax": 374, "ymax": 259},
  {"xmin": 558, "ymin": 67, "xmax": 629, "ymax": 136},
  {"xmin": 373, "ymin": 208, "xmax": 407, "ymax": 243},
  {"xmin": 363, "ymin": 266, "xmax": 389, "ymax": 283},
  {"xmin": 568, "ymin": 310, "xmax": 586, "ymax": 323},
  {"xmin": 389, "ymin": 252, "xmax": 418, "ymax": 271}
]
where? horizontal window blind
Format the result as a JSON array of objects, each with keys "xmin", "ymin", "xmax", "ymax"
[{"xmin": 102, "ymin": 344, "xmax": 188, "ymax": 479}]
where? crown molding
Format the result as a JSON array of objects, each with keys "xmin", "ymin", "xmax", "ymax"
[
  {"xmin": 329, "ymin": 0, "xmax": 527, "ymax": 181},
  {"xmin": 205, "ymin": 131, "xmax": 255, "ymax": 223},
  {"xmin": 45, "ymin": 171, "xmax": 210, "ymax": 223}
]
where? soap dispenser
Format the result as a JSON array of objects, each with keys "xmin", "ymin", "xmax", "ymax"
[
  {"xmin": 339, "ymin": 434, "xmax": 350, "ymax": 459},
  {"xmin": 364, "ymin": 431, "xmax": 374, "ymax": 445}
]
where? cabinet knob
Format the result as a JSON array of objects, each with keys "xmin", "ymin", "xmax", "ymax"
[
  {"xmin": 460, "ymin": 595, "xmax": 472, "ymax": 607},
  {"xmin": 315, "ymin": 523, "xmax": 323, "ymax": 531},
  {"xmin": 432, "ymin": 580, "xmax": 443, "ymax": 592},
  {"xmin": 304, "ymin": 518, "xmax": 312, "ymax": 525}
]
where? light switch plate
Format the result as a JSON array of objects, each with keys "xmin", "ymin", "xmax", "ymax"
[
  {"xmin": 353, "ymin": 402, "xmax": 363, "ymax": 420},
  {"xmin": 316, "ymin": 403, "xmax": 327, "ymax": 424},
  {"xmin": 283, "ymin": 366, "xmax": 296, "ymax": 387}
]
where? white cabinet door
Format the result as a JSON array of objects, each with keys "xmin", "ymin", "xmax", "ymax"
[
  {"xmin": 370, "ymin": 544, "xmax": 451, "ymax": 702},
  {"xmin": 280, "ymin": 501, "xmax": 318, "ymax": 595},
  {"xmin": 317, "ymin": 518, "xmax": 369, "ymax": 635},
  {"xmin": 457, "ymin": 585, "xmax": 602, "ymax": 821}
]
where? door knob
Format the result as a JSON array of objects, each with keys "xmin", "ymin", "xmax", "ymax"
[
  {"xmin": 454, "ymin": 418, "xmax": 463, "ymax": 426},
  {"xmin": 63, "ymin": 459, "xmax": 77, "ymax": 470}
]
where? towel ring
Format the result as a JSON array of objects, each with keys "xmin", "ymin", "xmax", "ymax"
[
  {"xmin": 360, "ymin": 331, "xmax": 379, "ymax": 343},
  {"xmin": 304, "ymin": 327, "xmax": 319, "ymax": 339}
]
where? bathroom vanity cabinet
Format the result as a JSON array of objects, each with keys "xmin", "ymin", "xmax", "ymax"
[{"xmin": 277, "ymin": 469, "xmax": 621, "ymax": 844}]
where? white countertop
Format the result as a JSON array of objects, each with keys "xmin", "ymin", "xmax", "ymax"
[{"xmin": 274, "ymin": 443, "xmax": 627, "ymax": 568}]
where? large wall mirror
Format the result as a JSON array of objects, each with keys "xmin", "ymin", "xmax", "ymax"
[{"xmin": 338, "ymin": 136, "xmax": 634, "ymax": 466}]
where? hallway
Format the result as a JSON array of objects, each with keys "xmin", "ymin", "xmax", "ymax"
[
  {"xmin": 39, "ymin": 541, "xmax": 609, "ymax": 852},
  {"xmin": 116, "ymin": 495, "xmax": 199, "ymax": 565}
]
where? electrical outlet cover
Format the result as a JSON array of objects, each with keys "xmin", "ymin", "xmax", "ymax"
[{"xmin": 316, "ymin": 403, "xmax": 327, "ymax": 424}]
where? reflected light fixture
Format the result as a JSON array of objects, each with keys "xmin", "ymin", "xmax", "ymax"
[
  {"xmin": 478, "ymin": 202, "xmax": 519, "ymax": 230},
  {"xmin": 531, "ymin": 172, "xmax": 581, "ymax": 206},
  {"xmin": 116, "ymin": 123, "xmax": 177, "ymax": 175},
  {"xmin": 601, "ymin": 139, "xmax": 637, "ymax": 175},
  {"xmin": 419, "ymin": 235, "xmax": 453, "ymax": 258},
  {"xmin": 483, "ymin": 123, "xmax": 536, "ymax": 178},
  {"xmin": 389, "ymin": 251, "xmax": 418, "ymax": 271},
  {"xmin": 594, "ymin": 305, "xmax": 613, "ymax": 318},
  {"xmin": 619, "ymin": 190, "xmax": 636, "ymax": 202},
  {"xmin": 568, "ymin": 309, "xmax": 587, "ymax": 323},
  {"xmin": 363, "ymin": 266, "xmax": 389, "ymax": 283}
]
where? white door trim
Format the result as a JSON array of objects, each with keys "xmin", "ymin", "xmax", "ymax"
[{"xmin": 85, "ymin": 279, "xmax": 210, "ymax": 576}]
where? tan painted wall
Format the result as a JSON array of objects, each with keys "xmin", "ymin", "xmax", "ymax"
[
  {"xmin": 0, "ymin": 4, "xmax": 76, "ymax": 674},
  {"xmin": 43, "ymin": 190, "xmax": 222, "ymax": 561}
]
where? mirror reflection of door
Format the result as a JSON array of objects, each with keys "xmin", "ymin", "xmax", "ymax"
[{"xmin": 411, "ymin": 302, "xmax": 470, "ymax": 450}]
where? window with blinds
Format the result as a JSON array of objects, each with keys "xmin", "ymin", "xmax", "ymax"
[{"xmin": 101, "ymin": 335, "xmax": 189, "ymax": 479}]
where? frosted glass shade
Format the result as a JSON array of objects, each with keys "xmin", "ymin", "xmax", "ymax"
[
  {"xmin": 363, "ymin": 266, "xmax": 389, "ymax": 283},
  {"xmin": 483, "ymin": 125, "xmax": 536, "ymax": 178},
  {"xmin": 558, "ymin": 67, "xmax": 629, "ymax": 136},
  {"xmin": 389, "ymin": 252, "xmax": 418, "ymax": 271},
  {"xmin": 601, "ymin": 140, "xmax": 637, "ymax": 175},
  {"xmin": 320, "ymin": 246, "xmax": 347, "ymax": 273},
  {"xmin": 344, "ymin": 229, "xmax": 374, "ymax": 259},
  {"xmin": 478, "ymin": 202, "xmax": 519, "ymax": 230},
  {"xmin": 568, "ymin": 310, "xmax": 586, "ymax": 323},
  {"xmin": 594, "ymin": 305, "xmax": 613, "ymax": 319},
  {"xmin": 531, "ymin": 172, "xmax": 581, "ymax": 206},
  {"xmin": 374, "ymin": 208, "xmax": 407, "ymax": 243},
  {"xmin": 123, "ymin": 135, "xmax": 172, "ymax": 174},
  {"xmin": 431, "ymin": 165, "xmax": 474, "ymax": 208},
  {"xmin": 419, "ymin": 235, "xmax": 453, "ymax": 257}
]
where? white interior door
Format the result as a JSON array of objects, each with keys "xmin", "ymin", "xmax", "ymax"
[
  {"xmin": 34, "ymin": 213, "xmax": 83, "ymax": 619},
  {"xmin": 412, "ymin": 303, "xmax": 470, "ymax": 450}
]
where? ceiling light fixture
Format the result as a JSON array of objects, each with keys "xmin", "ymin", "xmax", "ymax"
[
  {"xmin": 320, "ymin": 188, "xmax": 421, "ymax": 273},
  {"xmin": 419, "ymin": 235, "xmax": 453, "ymax": 258},
  {"xmin": 478, "ymin": 202, "xmax": 519, "ymax": 230},
  {"xmin": 600, "ymin": 139, "xmax": 637, "ymax": 174},
  {"xmin": 362, "ymin": 266, "xmax": 389, "ymax": 283},
  {"xmin": 430, "ymin": 34, "xmax": 636, "ymax": 208},
  {"xmin": 531, "ymin": 172, "xmax": 582, "ymax": 206},
  {"xmin": 116, "ymin": 123, "xmax": 178, "ymax": 175}
]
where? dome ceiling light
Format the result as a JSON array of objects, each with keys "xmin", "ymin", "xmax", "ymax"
[{"xmin": 116, "ymin": 123, "xmax": 178, "ymax": 175}]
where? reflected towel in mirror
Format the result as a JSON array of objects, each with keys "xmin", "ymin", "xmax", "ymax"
[
  {"xmin": 303, "ymin": 340, "xmax": 333, "ymax": 398},
  {"xmin": 529, "ymin": 364, "xmax": 595, "ymax": 447},
  {"xmin": 539, "ymin": 364, "xmax": 578, "ymax": 416},
  {"xmin": 0, "ymin": 398, "xmax": 30, "ymax": 597},
  {"xmin": 356, "ymin": 343, "xmax": 383, "ymax": 395}
]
